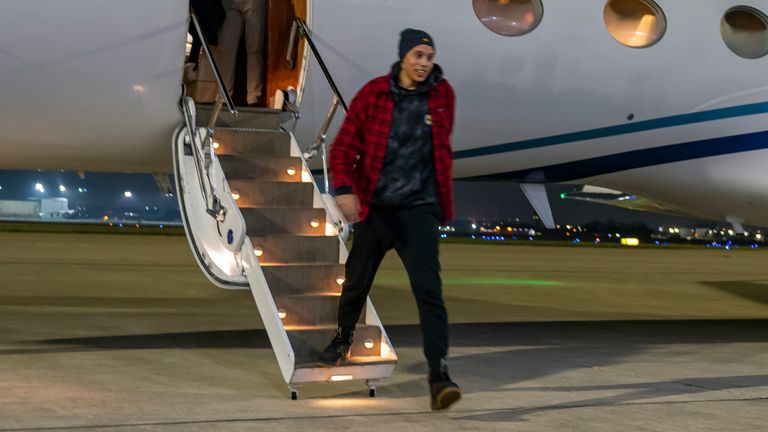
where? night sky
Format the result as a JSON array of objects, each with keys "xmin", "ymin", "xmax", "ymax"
[{"xmin": 0, "ymin": 169, "xmax": 707, "ymax": 228}]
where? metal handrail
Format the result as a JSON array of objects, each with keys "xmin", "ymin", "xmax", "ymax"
[
  {"xmin": 292, "ymin": 18, "xmax": 347, "ymax": 111},
  {"xmin": 190, "ymin": 12, "xmax": 238, "ymax": 120},
  {"xmin": 290, "ymin": 18, "xmax": 347, "ymax": 192},
  {"xmin": 287, "ymin": 18, "xmax": 349, "ymax": 238},
  {"xmin": 183, "ymin": 11, "xmax": 242, "ymax": 222}
]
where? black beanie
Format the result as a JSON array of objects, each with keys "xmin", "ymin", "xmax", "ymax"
[{"xmin": 398, "ymin": 28, "xmax": 435, "ymax": 60}]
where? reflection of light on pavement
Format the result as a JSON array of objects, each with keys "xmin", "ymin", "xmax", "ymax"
[{"xmin": 311, "ymin": 398, "xmax": 384, "ymax": 409}]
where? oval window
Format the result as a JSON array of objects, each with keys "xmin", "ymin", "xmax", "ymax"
[
  {"xmin": 472, "ymin": 0, "xmax": 544, "ymax": 37},
  {"xmin": 604, "ymin": 0, "xmax": 666, "ymax": 48},
  {"xmin": 721, "ymin": 6, "xmax": 768, "ymax": 59}
]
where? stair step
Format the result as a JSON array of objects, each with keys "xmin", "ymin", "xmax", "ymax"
[
  {"xmin": 250, "ymin": 235, "xmax": 340, "ymax": 265},
  {"xmin": 218, "ymin": 155, "xmax": 304, "ymax": 182},
  {"xmin": 261, "ymin": 263, "xmax": 345, "ymax": 296},
  {"xmin": 240, "ymin": 208, "xmax": 327, "ymax": 236},
  {"xmin": 288, "ymin": 324, "xmax": 387, "ymax": 366},
  {"xmin": 274, "ymin": 293, "xmax": 340, "ymax": 327},
  {"xmin": 213, "ymin": 129, "xmax": 292, "ymax": 157},
  {"xmin": 199, "ymin": 105, "xmax": 282, "ymax": 130},
  {"xmin": 227, "ymin": 180, "xmax": 314, "ymax": 208}
]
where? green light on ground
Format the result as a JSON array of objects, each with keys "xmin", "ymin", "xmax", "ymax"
[
  {"xmin": 444, "ymin": 277, "xmax": 564, "ymax": 286},
  {"xmin": 560, "ymin": 193, "xmax": 567, "ymax": 199}
]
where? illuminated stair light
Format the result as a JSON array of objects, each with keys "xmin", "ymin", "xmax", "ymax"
[
  {"xmin": 254, "ymin": 247, "xmax": 264, "ymax": 257},
  {"xmin": 309, "ymin": 218, "xmax": 320, "ymax": 228},
  {"xmin": 286, "ymin": 166, "xmax": 297, "ymax": 176},
  {"xmin": 329, "ymin": 375, "xmax": 354, "ymax": 382},
  {"xmin": 363, "ymin": 338, "xmax": 375, "ymax": 350},
  {"xmin": 336, "ymin": 275, "xmax": 346, "ymax": 286},
  {"xmin": 212, "ymin": 141, "xmax": 220, "ymax": 150},
  {"xmin": 231, "ymin": 191, "xmax": 241, "ymax": 201},
  {"xmin": 278, "ymin": 309, "xmax": 287, "ymax": 319}
]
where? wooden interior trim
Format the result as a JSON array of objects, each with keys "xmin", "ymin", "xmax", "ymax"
[{"xmin": 266, "ymin": 0, "xmax": 307, "ymax": 108}]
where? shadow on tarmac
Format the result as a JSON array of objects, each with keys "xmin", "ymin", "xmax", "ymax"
[
  {"xmin": 703, "ymin": 280, "xmax": 768, "ymax": 307},
  {"xmin": 6, "ymin": 319, "xmax": 768, "ymax": 354}
]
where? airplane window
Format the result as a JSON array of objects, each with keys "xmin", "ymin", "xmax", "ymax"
[
  {"xmin": 472, "ymin": 0, "xmax": 544, "ymax": 37},
  {"xmin": 721, "ymin": 6, "xmax": 768, "ymax": 59},
  {"xmin": 603, "ymin": 0, "xmax": 666, "ymax": 48}
]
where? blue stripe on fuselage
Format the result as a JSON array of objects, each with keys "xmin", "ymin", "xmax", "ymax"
[
  {"xmin": 464, "ymin": 129, "xmax": 768, "ymax": 182},
  {"xmin": 454, "ymin": 102, "xmax": 768, "ymax": 160}
]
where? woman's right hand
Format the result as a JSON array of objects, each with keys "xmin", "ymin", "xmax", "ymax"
[{"xmin": 335, "ymin": 194, "xmax": 360, "ymax": 223}]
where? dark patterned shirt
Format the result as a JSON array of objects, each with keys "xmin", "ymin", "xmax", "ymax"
[{"xmin": 372, "ymin": 63, "xmax": 439, "ymax": 207}]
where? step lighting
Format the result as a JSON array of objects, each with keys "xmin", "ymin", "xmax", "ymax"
[
  {"xmin": 336, "ymin": 275, "xmax": 346, "ymax": 286},
  {"xmin": 231, "ymin": 191, "xmax": 241, "ymax": 201},
  {"xmin": 212, "ymin": 141, "xmax": 220, "ymax": 150},
  {"xmin": 309, "ymin": 218, "xmax": 320, "ymax": 228},
  {"xmin": 254, "ymin": 247, "xmax": 264, "ymax": 257},
  {"xmin": 286, "ymin": 166, "xmax": 297, "ymax": 176},
  {"xmin": 278, "ymin": 309, "xmax": 287, "ymax": 319},
  {"xmin": 329, "ymin": 375, "xmax": 354, "ymax": 382},
  {"xmin": 363, "ymin": 338, "xmax": 375, "ymax": 350}
]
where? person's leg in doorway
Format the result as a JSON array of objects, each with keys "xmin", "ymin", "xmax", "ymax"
[
  {"xmin": 218, "ymin": 0, "xmax": 243, "ymax": 97},
  {"xmin": 240, "ymin": 0, "xmax": 266, "ymax": 105}
]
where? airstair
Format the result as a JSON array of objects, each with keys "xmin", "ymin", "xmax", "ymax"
[{"xmin": 172, "ymin": 14, "xmax": 396, "ymax": 400}]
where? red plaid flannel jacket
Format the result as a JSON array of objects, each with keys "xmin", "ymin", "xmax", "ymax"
[{"xmin": 329, "ymin": 74, "xmax": 455, "ymax": 224}]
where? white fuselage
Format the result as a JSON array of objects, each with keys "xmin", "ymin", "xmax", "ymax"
[{"xmin": 1, "ymin": 0, "xmax": 767, "ymax": 225}]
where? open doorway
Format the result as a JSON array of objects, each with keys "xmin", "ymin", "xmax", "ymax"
[{"xmin": 184, "ymin": 0, "xmax": 307, "ymax": 109}]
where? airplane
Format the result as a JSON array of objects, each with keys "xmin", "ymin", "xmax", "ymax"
[{"xmin": 2, "ymin": 0, "xmax": 767, "ymax": 396}]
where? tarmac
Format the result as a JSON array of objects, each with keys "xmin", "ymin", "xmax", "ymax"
[{"xmin": 1, "ymin": 231, "xmax": 768, "ymax": 431}]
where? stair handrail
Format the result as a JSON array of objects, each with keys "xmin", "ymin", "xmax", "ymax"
[
  {"xmin": 290, "ymin": 18, "xmax": 347, "ymax": 195},
  {"xmin": 183, "ymin": 11, "xmax": 241, "ymax": 222},
  {"xmin": 190, "ymin": 11, "xmax": 238, "ymax": 121}
]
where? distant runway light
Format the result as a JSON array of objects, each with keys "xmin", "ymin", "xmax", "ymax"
[
  {"xmin": 59, "ymin": 185, "xmax": 66, "ymax": 192},
  {"xmin": 34, "ymin": 183, "xmax": 45, "ymax": 193},
  {"xmin": 124, "ymin": 191, "xmax": 133, "ymax": 198}
]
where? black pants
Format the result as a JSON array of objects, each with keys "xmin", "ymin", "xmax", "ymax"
[{"xmin": 337, "ymin": 203, "xmax": 448, "ymax": 370}]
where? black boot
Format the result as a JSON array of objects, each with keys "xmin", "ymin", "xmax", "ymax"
[
  {"xmin": 318, "ymin": 328, "xmax": 353, "ymax": 366},
  {"xmin": 429, "ymin": 362, "xmax": 461, "ymax": 411}
]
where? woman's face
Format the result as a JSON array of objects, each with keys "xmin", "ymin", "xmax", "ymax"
[{"xmin": 401, "ymin": 44, "xmax": 435, "ymax": 85}]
